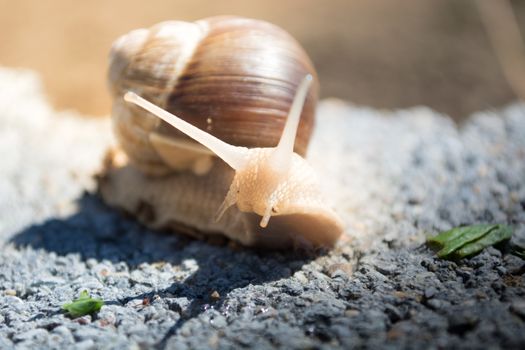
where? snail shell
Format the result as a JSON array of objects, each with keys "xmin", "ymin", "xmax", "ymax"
[
  {"xmin": 101, "ymin": 17, "xmax": 344, "ymax": 249},
  {"xmin": 108, "ymin": 16, "xmax": 317, "ymax": 176}
]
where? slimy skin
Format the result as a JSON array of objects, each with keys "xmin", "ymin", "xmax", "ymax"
[{"xmin": 113, "ymin": 75, "xmax": 344, "ymax": 248}]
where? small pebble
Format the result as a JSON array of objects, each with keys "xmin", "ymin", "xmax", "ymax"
[
  {"xmin": 210, "ymin": 291, "xmax": 220, "ymax": 301},
  {"xmin": 294, "ymin": 271, "xmax": 309, "ymax": 284},
  {"xmin": 384, "ymin": 304, "xmax": 403, "ymax": 322},
  {"xmin": 345, "ymin": 309, "xmax": 360, "ymax": 317},
  {"xmin": 374, "ymin": 262, "xmax": 397, "ymax": 276},
  {"xmin": 510, "ymin": 301, "xmax": 525, "ymax": 320},
  {"xmin": 426, "ymin": 299, "xmax": 445, "ymax": 311},
  {"xmin": 424, "ymin": 287, "xmax": 437, "ymax": 299},
  {"xmin": 447, "ymin": 311, "xmax": 479, "ymax": 335}
]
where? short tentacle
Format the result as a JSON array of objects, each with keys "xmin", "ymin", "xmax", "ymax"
[{"xmin": 214, "ymin": 180, "xmax": 239, "ymax": 222}]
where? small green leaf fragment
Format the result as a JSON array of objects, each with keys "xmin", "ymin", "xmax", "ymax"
[
  {"xmin": 427, "ymin": 224, "xmax": 514, "ymax": 260},
  {"xmin": 62, "ymin": 291, "xmax": 104, "ymax": 318},
  {"xmin": 437, "ymin": 225, "xmax": 497, "ymax": 258},
  {"xmin": 453, "ymin": 225, "xmax": 513, "ymax": 258},
  {"xmin": 510, "ymin": 242, "xmax": 525, "ymax": 260},
  {"xmin": 427, "ymin": 226, "xmax": 475, "ymax": 249},
  {"xmin": 436, "ymin": 224, "xmax": 498, "ymax": 258},
  {"xmin": 511, "ymin": 249, "xmax": 525, "ymax": 259}
]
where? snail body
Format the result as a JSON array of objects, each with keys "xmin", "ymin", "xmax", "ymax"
[{"xmin": 101, "ymin": 17, "xmax": 344, "ymax": 249}]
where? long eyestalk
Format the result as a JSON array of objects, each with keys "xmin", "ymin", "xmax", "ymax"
[
  {"xmin": 269, "ymin": 74, "xmax": 313, "ymax": 173},
  {"xmin": 124, "ymin": 92, "xmax": 248, "ymax": 170}
]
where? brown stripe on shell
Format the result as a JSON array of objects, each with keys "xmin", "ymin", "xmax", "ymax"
[{"xmin": 156, "ymin": 17, "xmax": 318, "ymax": 156}]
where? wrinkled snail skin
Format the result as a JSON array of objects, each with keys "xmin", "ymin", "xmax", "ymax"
[
  {"xmin": 100, "ymin": 157, "xmax": 342, "ymax": 249},
  {"xmin": 101, "ymin": 17, "xmax": 344, "ymax": 249}
]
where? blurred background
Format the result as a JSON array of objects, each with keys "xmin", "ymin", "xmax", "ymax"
[{"xmin": 1, "ymin": 0, "xmax": 524, "ymax": 121}]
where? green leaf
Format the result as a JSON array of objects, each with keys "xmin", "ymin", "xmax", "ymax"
[
  {"xmin": 62, "ymin": 290, "xmax": 104, "ymax": 318},
  {"xmin": 427, "ymin": 225, "xmax": 486, "ymax": 249},
  {"xmin": 453, "ymin": 225, "xmax": 512, "ymax": 258},
  {"xmin": 427, "ymin": 224, "xmax": 513, "ymax": 260},
  {"xmin": 436, "ymin": 224, "xmax": 497, "ymax": 258}
]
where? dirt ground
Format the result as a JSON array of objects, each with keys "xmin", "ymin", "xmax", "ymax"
[{"xmin": 1, "ymin": 0, "xmax": 524, "ymax": 120}]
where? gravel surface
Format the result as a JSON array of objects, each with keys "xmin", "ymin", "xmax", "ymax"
[{"xmin": 1, "ymin": 67, "xmax": 524, "ymax": 349}]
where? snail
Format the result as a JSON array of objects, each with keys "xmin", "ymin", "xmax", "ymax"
[{"xmin": 99, "ymin": 16, "xmax": 344, "ymax": 249}]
